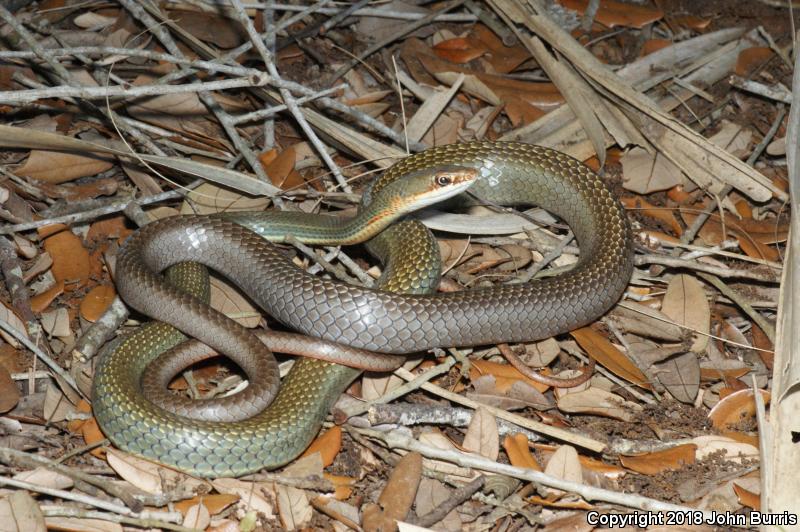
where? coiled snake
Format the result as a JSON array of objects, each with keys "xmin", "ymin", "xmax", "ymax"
[{"xmin": 93, "ymin": 142, "xmax": 633, "ymax": 477}]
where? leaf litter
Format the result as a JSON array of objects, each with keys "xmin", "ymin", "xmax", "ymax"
[{"xmin": 0, "ymin": 0, "xmax": 793, "ymax": 530}]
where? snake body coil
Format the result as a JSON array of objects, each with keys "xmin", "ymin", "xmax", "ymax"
[{"xmin": 93, "ymin": 142, "xmax": 633, "ymax": 477}]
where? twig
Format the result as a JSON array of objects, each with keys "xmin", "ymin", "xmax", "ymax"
[
  {"xmin": 229, "ymin": 0, "xmax": 350, "ymax": 192},
  {"xmin": 0, "ymin": 5, "xmax": 165, "ymax": 156},
  {"xmin": 411, "ymin": 475, "xmax": 485, "ymax": 527},
  {"xmin": 328, "ymin": 0, "xmax": 466, "ymax": 83},
  {"xmin": 682, "ymin": 104, "xmax": 787, "ymax": 244},
  {"xmin": 697, "ymin": 272, "xmax": 776, "ymax": 343},
  {"xmin": 729, "ymin": 75, "xmax": 792, "ymax": 104},
  {"xmin": 0, "ymin": 447, "xmax": 171, "ymax": 510},
  {"xmin": 0, "ymin": 76, "xmax": 267, "ymax": 104},
  {"xmin": 392, "ymin": 367, "xmax": 606, "ymax": 453},
  {"xmin": 254, "ymin": 3, "xmax": 477, "ymax": 21},
  {"xmin": 0, "ymin": 476, "xmax": 182, "ymax": 523},
  {"xmin": 0, "ymin": 318, "xmax": 82, "ymax": 399},
  {"xmin": 635, "ymin": 254, "xmax": 779, "ymax": 283},
  {"xmin": 365, "ymin": 403, "xmax": 543, "ymax": 441},
  {"xmin": 39, "ymin": 506, "xmax": 199, "ymax": 532},
  {"xmin": 340, "ymin": 357, "xmax": 458, "ymax": 418},
  {"xmin": 515, "ymin": 231, "xmax": 574, "ymax": 283},
  {"xmin": 356, "ymin": 427, "xmax": 724, "ymax": 518},
  {"xmin": 231, "ymin": 84, "xmax": 345, "ymax": 125}
]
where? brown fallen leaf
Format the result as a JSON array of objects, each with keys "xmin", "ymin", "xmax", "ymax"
[
  {"xmin": 708, "ymin": 388, "xmax": 770, "ymax": 430},
  {"xmin": 169, "ymin": 9, "xmax": 247, "ymax": 48},
  {"xmin": 362, "ymin": 452, "xmax": 422, "ymax": 532},
  {"xmin": 557, "ymin": 387, "xmax": 641, "ymax": 421},
  {"xmin": 503, "ymin": 433, "xmax": 542, "ymax": 471},
  {"xmin": 660, "ymin": 274, "xmax": 710, "ymax": 353},
  {"xmin": 79, "ymin": 284, "xmax": 116, "ymax": 322},
  {"xmin": 182, "ymin": 503, "xmax": 211, "ymax": 531},
  {"xmin": 621, "ymin": 196, "xmax": 683, "ymax": 236},
  {"xmin": 42, "ymin": 229, "xmax": 91, "ymax": 291},
  {"xmin": 733, "ymin": 480, "xmax": 761, "ymax": 511},
  {"xmin": 260, "ymin": 145, "xmax": 305, "ymax": 190},
  {"xmin": 0, "ymin": 491, "xmax": 46, "ymax": 532},
  {"xmin": 277, "ymin": 484, "xmax": 313, "ymax": 531},
  {"xmin": 558, "ymin": 0, "xmax": 663, "ymax": 28},
  {"xmin": 181, "ymin": 182, "xmax": 270, "ymax": 215},
  {"xmin": 462, "ymin": 406, "xmax": 499, "ymax": 460},
  {"xmin": 654, "ymin": 351, "xmax": 700, "ymax": 404},
  {"xmin": 30, "ymin": 280, "xmax": 64, "ymax": 313},
  {"xmin": 619, "ymin": 443, "xmax": 697, "ymax": 475},
  {"xmin": 433, "ymin": 36, "xmax": 487, "ymax": 64},
  {"xmin": 470, "ymin": 359, "xmax": 550, "ymax": 393},
  {"xmin": 542, "ymin": 445, "xmax": 582, "ymax": 497},
  {"xmin": 620, "ymin": 146, "xmax": 683, "ymax": 194},
  {"xmin": 571, "ymin": 327, "xmax": 650, "ymax": 388},
  {"xmin": 16, "ymin": 150, "xmax": 114, "ymax": 184},
  {"xmin": 301, "ymin": 426, "xmax": 342, "ymax": 468},
  {"xmin": 174, "ymin": 494, "xmax": 240, "ymax": 517},
  {"xmin": 0, "ymin": 365, "xmax": 20, "ymax": 413},
  {"xmin": 735, "ymin": 47, "xmax": 774, "ymax": 77}
]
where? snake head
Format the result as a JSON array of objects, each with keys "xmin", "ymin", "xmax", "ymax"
[{"xmin": 387, "ymin": 164, "xmax": 479, "ymax": 214}]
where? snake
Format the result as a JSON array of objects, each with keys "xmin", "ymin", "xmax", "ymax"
[{"xmin": 92, "ymin": 142, "xmax": 634, "ymax": 478}]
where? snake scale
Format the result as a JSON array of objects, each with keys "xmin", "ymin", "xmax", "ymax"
[{"xmin": 93, "ymin": 142, "xmax": 634, "ymax": 477}]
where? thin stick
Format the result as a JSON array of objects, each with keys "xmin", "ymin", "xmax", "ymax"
[{"xmin": 328, "ymin": 0, "xmax": 466, "ymax": 83}]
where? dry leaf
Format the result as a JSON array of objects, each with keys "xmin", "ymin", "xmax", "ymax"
[
  {"xmin": 363, "ymin": 452, "xmax": 422, "ymax": 531},
  {"xmin": 0, "ymin": 302, "xmax": 28, "ymax": 347},
  {"xmin": 469, "ymin": 374, "xmax": 551, "ymax": 410},
  {"xmin": 503, "ymin": 433, "xmax": 542, "ymax": 471},
  {"xmin": 709, "ymin": 120, "xmax": 752, "ymax": 158},
  {"xmin": 43, "ymin": 383, "xmax": 76, "ymax": 423},
  {"xmin": 174, "ymin": 494, "xmax": 239, "ymax": 517},
  {"xmin": 181, "ymin": 182, "xmax": 270, "ymax": 215},
  {"xmin": 16, "ymin": 150, "xmax": 113, "ymax": 184},
  {"xmin": 79, "ymin": 284, "xmax": 116, "ymax": 322},
  {"xmin": 621, "ymin": 196, "xmax": 683, "ymax": 236},
  {"xmin": 182, "ymin": 503, "xmax": 211, "ymax": 530},
  {"xmin": 660, "ymin": 274, "xmax": 710, "ymax": 353},
  {"xmin": 621, "ymin": 146, "xmax": 683, "ymax": 194},
  {"xmin": 30, "ymin": 280, "xmax": 64, "ymax": 313},
  {"xmin": 462, "ymin": 406, "xmax": 499, "ymax": 460},
  {"xmin": 42, "ymin": 229, "xmax": 91, "ymax": 291},
  {"xmin": 655, "ymin": 351, "xmax": 700, "ymax": 403},
  {"xmin": 557, "ymin": 387, "xmax": 641, "ymax": 421},
  {"xmin": 619, "ymin": 444, "xmax": 697, "ymax": 475},
  {"xmin": 470, "ymin": 359, "xmax": 549, "ymax": 393},
  {"xmin": 413, "ymin": 477, "xmax": 462, "ymax": 531},
  {"xmin": 0, "ymin": 365, "xmax": 19, "ymax": 413},
  {"xmin": 609, "ymin": 302, "xmax": 684, "ymax": 341},
  {"xmin": 277, "ymin": 484, "xmax": 313, "ymax": 531},
  {"xmin": 432, "ymin": 37, "xmax": 486, "ymax": 63},
  {"xmin": 558, "ymin": 0, "xmax": 663, "ymax": 28},
  {"xmin": 543, "ymin": 445, "xmax": 582, "ymax": 497},
  {"xmin": 209, "ymin": 276, "xmax": 261, "ymax": 328},
  {"xmin": 707, "ymin": 389, "xmax": 770, "ymax": 430},
  {"xmin": 41, "ymin": 308, "xmax": 70, "ymax": 338},
  {"xmin": 106, "ymin": 448, "xmax": 208, "ymax": 495},
  {"xmin": 301, "ymin": 426, "xmax": 342, "ymax": 467},
  {"xmin": 260, "ymin": 146, "xmax": 305, "ymax": 190},
  {"xmin": 734, "ymin": 47, "xmax": 774, "ymax": 76},
  {"xmin": 690, "ymin": 435, "xmax": 758, "ymax": 464},
  {"xmin": 571, "ymin": 327, "xmax": 650, "ymax": 388},
  {"xmin": 211, "ymin": 478, "xmax": 274, "ymax": 515},
  {"xmin": 0, "ymin": 491, "xmax": 45, "ymax": 532}
]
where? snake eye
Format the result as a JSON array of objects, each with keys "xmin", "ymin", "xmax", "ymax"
[{"xmin": 436, "ymin": 174, "xmax": 453, "ymax": 186}]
